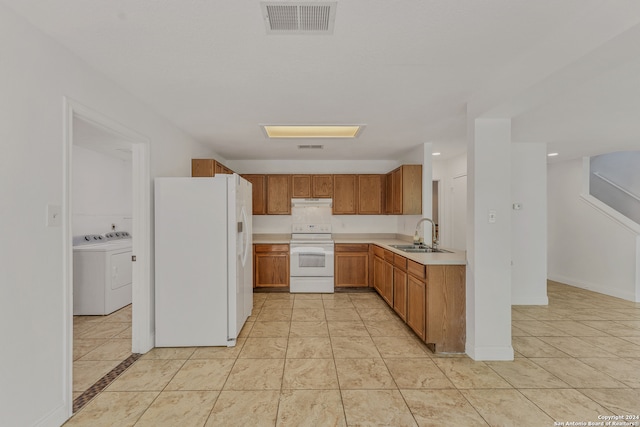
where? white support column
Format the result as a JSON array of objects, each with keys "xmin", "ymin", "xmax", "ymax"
[{"xmin": 466, "ymin": 117, "xmax": 514, "ymax": 361}]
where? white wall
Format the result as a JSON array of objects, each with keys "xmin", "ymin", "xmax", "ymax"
[
  {"xmin": 72, "ymin": 145, "xmax": 132, "ymax": 235},
  {"xmin": 548, "ymin": 158, "xmax": 639, "ymax": 302},
  {"xmin": 511, "ymin": 144, "xmax": 548, "ymax": 305},
  {"xmin": 0, "ymin": 5, "xmax": 216, "ymax": 426}
]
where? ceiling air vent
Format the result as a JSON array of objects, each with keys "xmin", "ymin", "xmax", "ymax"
[
  {"xmin": 298, "ymin": 145, "xmax": 324, "ymax": 149},
  {"xmin": 261, "ymin": 2, "xmax": 337, "ymax": 34}
]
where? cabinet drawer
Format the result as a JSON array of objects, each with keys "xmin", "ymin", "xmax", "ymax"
[
  {"xmin": 254, "ymin": 244, "xmax": 289, "ymax": 253},
  {"xmin": 384, "ymin": 249, "xmax": 394, "ymax": 263},
  {"xmin": 393, "ymin": 253, "xmax": 407, "ymax": 270},
  {"xmin": 336, "ymin": 243, "xmax": 369, "ymax": 252},
  {"xmin": 407, "ymin": 259, "xmax": 426, "ymax": 280},
  {"xmin": 372, "ymin": 245, "xmax": 384, "ymax": 258}
]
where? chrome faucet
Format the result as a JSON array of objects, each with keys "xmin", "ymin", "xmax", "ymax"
[{"xmin": 414, "ymin": 218, "xmax": 438, "ymax": 249}]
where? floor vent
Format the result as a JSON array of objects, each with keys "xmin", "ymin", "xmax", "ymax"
[
  {"xmin": 261, "ymin": 2, "xmax": 337, "ymax": 34},
  {"xmin": 298, "ymin": 144, "xmax": 324, "ymax": 149}
]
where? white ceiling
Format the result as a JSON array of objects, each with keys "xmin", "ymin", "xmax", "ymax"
[{"xmin": 4, "ymin": 0, "xmax": 640, "ymax": 162}]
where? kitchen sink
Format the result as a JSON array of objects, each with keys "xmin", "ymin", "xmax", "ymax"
[{"xmin": 390, "ymin": 244, "xmax": 452, "ymax": 254}]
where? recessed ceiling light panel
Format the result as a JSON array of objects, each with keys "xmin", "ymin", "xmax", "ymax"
[{"xmin": 262, "ymin": 125, "xmax": 363, "ymax": 138}]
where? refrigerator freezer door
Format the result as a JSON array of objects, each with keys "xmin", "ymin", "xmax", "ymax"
[{"xmin": 154, "ymin": 178, "xmax": 229, "ymax": 347}]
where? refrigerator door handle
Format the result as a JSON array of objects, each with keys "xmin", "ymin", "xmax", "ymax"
[{"xmin": 240, "ymin": 206, "xmax": 250, "ymax": 267}]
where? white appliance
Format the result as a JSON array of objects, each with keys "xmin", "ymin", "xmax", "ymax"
[
  {"xmin": 73, "ymin": 232, "xmax": 132, "ymax": 315},
  {"xmin": 290, "ymin": 198, "xmax": 334, "ymax": 293},
  {"xmin": 154, "ymin": 174, "xmax": 253, "ymax": 347}
]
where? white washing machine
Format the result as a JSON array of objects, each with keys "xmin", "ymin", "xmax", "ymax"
[{"xmin": 73, "ymin": 232, "xmax": 133, "ymax": 315}]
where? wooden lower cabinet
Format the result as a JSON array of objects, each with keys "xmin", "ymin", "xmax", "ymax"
[
  {"xmin": 370, "ymin": 245, "xmax": 466, "ymax": 353},
  {"xmin": 425, "ymin": 265, "xmax": 466, "ymax": 353},
  {"xmin": 253, "ymin": 244, "xmax": 289, "ymax": 288},
  {"xmin": 372, "ymin": 255, "xmax": 385, "ymax": 295},
  {"xmin": 334, "ymin": 244, "xmax": 369, "ymax": 287},
  {"xmin": 406, "ymin": 274, "xmax": 426, "ymax": 340},
  {"xmin": 393, "ymin": 268, "xmax": 407, "ymax": 321}
]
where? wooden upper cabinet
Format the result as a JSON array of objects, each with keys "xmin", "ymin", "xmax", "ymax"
[
  {"xmin": 402, "ymin": 165, "xmax": 422, "ymax": 214},
  {"xmin": 312, "ymin": 175, "xmax": 333, "ymax": 198},
  {"xmin": 191, "ymin": 159, "xmax": 215, "ymax": 177},
  {"xmin": 292, "ymin": 175, "xmax": 312, "ymax": 198},
  {"xmin": 332, "ymin": 175, "xmax": 358, "ymax": 214},
  {"xmin": 242, "ymin": 174, "xmax": 267, "ymax": 215},
  {"xmin": 385, "ymin": 171, "xmax": 394, "ymax": 214},
  {"xmin": 386, "ymin": 165, "xmax": 422, "ymax": 215},
  {"xmin": 266, "ymin": 175, "xmax": 291, "ymax": 215},
  {"xmin": 357, "ymin": 174, "xmax": 385, "ymax": 215},
  {"xmin": 191, "ymin": 159, "xmax": 233, "ymax": 177}
]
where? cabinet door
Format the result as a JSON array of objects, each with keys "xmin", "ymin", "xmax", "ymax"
[
  {"xmin": 372, "ymin": 255, "xmax": 385, "ymax": 295},
  {"xmin": 333, "ymin": 175, "xmax": 357, "ymax": 214},
  {"xmin": 382, "ymin": 260, "xmax": 394, "ymax": 306},
  {"xmin": 385, "ymin": 171, "xmax": 393, "ymax": 214},
  {"xmin": 266, "ymin": 175, "xmax": 291, "ymax": 215},
  {"xmin": 242, "ymin": 175, "xmax": 267, "ymax": 215},
  {"xmin": 393, "ymin": 268, "xmax": 407, "ymax": 321},
  {"xmin": 401, "ymin": 165, "xmax": 422, "ymax": 215},
  {"xmin": 407, "ymin": 275, "xmax": 426, "ymax": 340},
  {"xmin": 191, "ymin": 159, "xmax": 215, "ymax": 177},
  {"xmin": 292, "ymin": 175, "xmax": 311, "ymax": 198},
  {"xmin": 392, "ymin": 168, "xmax": 403, "ymax": 214},
  {"xmin": 335, "ymin": 252, "xmax": 369, "ymax": 287},
  {"xmin": 312, "ymin": 175, "xmax": 333, "ymax": 198},
  {"xmin": 357, "ymin": 175, "xmax": 384, "ymax": 214},
  {"xmin": 254, "ymin": 245, "xmax": 290, "ymax": 288}
]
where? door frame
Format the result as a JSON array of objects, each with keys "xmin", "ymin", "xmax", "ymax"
[{"xmin": 62, "ymin": 97, "xmax": 153, "ymax": 417}]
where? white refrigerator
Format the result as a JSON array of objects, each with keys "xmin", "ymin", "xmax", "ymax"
[{"xmin": 154, "ymin": 174, "xmax": 253, "ymax": 347}]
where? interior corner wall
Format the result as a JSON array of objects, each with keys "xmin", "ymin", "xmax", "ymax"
[
  {"xmin": 0, "ymin": 5, "xmax": 216, "ymax": 426},
  {"xmin": 511, "ymin": 143, "xmax": 548, "ymax": 305},
  {"xmin": 548, "ymin": 158, "xmax": 639, "ymax": 302}
]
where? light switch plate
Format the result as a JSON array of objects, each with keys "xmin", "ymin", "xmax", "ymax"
[{"xmin": 47, "ymin": 204, "xmax": 61, "ymax": 227}]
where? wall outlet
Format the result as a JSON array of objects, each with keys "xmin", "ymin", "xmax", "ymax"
[{"xmin": 512, "ymin": 203, "xmax": 523, "ymax": 210}]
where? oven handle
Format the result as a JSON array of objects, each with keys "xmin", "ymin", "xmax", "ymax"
[{"xmin": 290, "ymin": 246, "xmax": 334, "ymax": 255}]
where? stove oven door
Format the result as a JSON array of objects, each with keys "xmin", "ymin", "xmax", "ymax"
[{"xmin": 290, "ymin": 242, "xmax": 334, "ymax": 277}]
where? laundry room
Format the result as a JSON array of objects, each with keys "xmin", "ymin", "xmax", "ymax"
[{"xmin": 71, "ymin": 118, "xmax": 135, "ymax": 406}]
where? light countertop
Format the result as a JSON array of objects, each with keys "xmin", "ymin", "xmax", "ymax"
[{"xmin": 252, "ymin": 233, "xmax": 466, "ymax": 266}]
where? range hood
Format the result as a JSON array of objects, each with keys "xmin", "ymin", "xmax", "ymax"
[{"xmin": 291, "ymin": 198, "xmax": 333, "ymax": 208}]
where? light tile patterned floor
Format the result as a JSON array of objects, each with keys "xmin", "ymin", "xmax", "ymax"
[
  {"xmin": 72, "ymin": 305, "xmax": 133, "ymax": 401},
  {"xmin": 66, "ymin": 281, "xmax": 640, "ymax": 426}
]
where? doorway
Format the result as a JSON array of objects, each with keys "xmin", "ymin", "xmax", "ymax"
[{"xmin": 63, "ymin": 98, "xmax": 152, "ymax": 418}]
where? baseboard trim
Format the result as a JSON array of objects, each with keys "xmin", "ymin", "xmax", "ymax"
[
  {"xmin": 548, "ymin": 274, "xmax": 637, "ymax": 302},
  {"xmin": 466, "ymin": 344, "xmax": 514, "ymax": 361},
  {"xmin": 511, "ymin": 295, "xmax": 549, "ymax": 305}
]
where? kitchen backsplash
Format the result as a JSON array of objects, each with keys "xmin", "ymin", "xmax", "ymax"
[{"xmin": 253, "ymin": 214, "xmax": 400, "ymax": 234}]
